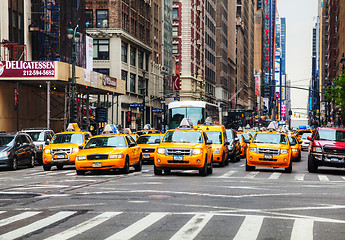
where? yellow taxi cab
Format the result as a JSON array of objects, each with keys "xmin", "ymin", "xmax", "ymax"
[
  {"xmin": 237, "ymin": 133, "xmax": 247, "ymax": 158},
  {"xmin": 42, "ymin": 123, "xmax": 92, "ymax": 171},
  {"xmin": 136, "ymin": 133, "xmax": 163, "ymax": 162},
  {"xmin": 246, "ymin": 131, "xmax": 292, "ymax": 173},
  {"xmin": 241, "ymin": 132, "xmax": 253, "ymax": 144},
  {"xmin": 74, "ymin": 124, "xmax": 142, "ymax": 175},
  {"xmin": 288, "ymin": 135, "xmax": 302, "ymax": 161},
  {"xmin": 294, "ymin": 128, "xmax": 313, "ymax": 140},
  {"xmin": 154, "ymin": 118, "xmax": 213, "ymax": 176},
  {"xmin": 195, "ymin": 124, "xmax": 229, "ymax": 167}
]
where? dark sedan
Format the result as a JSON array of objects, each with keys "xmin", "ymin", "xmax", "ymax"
[{"xmin": 0, "ymin": 132, "xmax": 36, "ymax": 170}]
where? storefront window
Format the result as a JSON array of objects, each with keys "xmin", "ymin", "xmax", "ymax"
[{"xmin": 96, "ymin": 10, "xmax": 108, "ymax": 28}]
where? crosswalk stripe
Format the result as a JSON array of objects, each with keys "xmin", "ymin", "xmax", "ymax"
[
  {"xmin": 294, "ymin": 174, "xmax": 305, "ymax": 181},
  {"xmin": 45, "ymin": 212, "xmax": 121, "ymax": 240},
  {"xmin": 290, "ymin": 218, "xmax": 314, "ymax": 240},
  {"xmin": 245, "ymin": 171, "xmax": 259, "ymax": 178},
  {"xmin": 67, "ymin": 172, "xmax": 76, "ymax": 176},
  {"xmin": 268, "ymin": 172, "xmax": 281, "ymax": 180},
  {"xmin": 105, "ymin": 212, "xmax": 167, "ymax": 240},
  {"xmin": 318, "ymin": 175, "xmax": 329, "ymax": 182},
  {"xmin": 0, "ymin": 211, "xmax": 41, "ymax": 228},
  {"xmin": 170, "ymin": 213, "xmax": 213, "ymax": 240},
  {"xmin": 216, "ymin": 170, "xmax": 237, "ymax": 178},
  {"xmin": 233, "ymin": 215, "xmax": 264, "ymax": 240},
  {"xmin": 47, "ymin": 170, "xmax": 72, "ymax": 176},
  {"xmin": 0, "ymin": 211, "xmax": 75, "ymax": 240}
]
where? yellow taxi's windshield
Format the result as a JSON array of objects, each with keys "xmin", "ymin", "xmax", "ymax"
[
  {"xmin": 84, "ymin": 136, "xmax": 127, "ymax": 149},
  {"xmin": 137, "ymin": 135, "xmax": 162, "ymax": 144},
  {"xmin": 205, "ymin": 131, "xmax": 222, "ymax": 144},
  {"xmin": 51, "ymin": 133, "xmax": 83, "ymax": 144},
  {"xmin": 252, "ymin": 133, "xmax": 288, "ymax": 145},
  {"xmin": 162, "ymin": 131, "xmax": 203, "ymax": 143}
]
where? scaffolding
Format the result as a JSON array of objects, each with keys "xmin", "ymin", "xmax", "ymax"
[{"xmin": 39, "ymin": 0, "xmax": 61, "ymax": 61}]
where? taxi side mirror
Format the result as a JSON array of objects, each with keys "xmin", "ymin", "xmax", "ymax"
[
  {"xmin": 307, "ymin": 136, "xmax": 312, "ymax": 140},
  {"xmin": 79, "ymin": 145, "xmax": 84, "ymax": 150},
  {"xmin": 129, "ymin": 142, "xmax": 136, "ymax": 148},
  {"xmin": 206, "ymin": 140, "xmax": 213, "ymax": 145},
  {"xmin": 155, "ymin": 139, "xmax": 161, "ymax": 143}
]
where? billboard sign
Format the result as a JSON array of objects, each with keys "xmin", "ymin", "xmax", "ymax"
[{"xmin": 0, "ymin": 61, "xmax": 55, "ymax": 78}]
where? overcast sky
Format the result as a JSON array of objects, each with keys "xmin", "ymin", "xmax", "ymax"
[{"xmin": 277, "ymin": 0, "xmax": 318, "ymax": 117}]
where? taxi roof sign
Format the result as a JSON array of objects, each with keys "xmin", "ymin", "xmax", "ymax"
[
  {"xmin": 179, "ymin": 118, "xmax": 193, "ymax": 128},
  {"xmin": 66, "ymin": 123, "xmax": 81, "ymax": 132},
  {"xmin": 102, "ymin": 124, "xmax": 119, "ymax": 134},
  {"xmin": 143, "ymin": 124, "xmax": 151, "ymax": 130}
]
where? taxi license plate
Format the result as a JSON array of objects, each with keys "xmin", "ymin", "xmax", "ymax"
[
  {"xmin": 264, "ymin": 154, "xmax": 273, "ymax": 159},
  {"xmin": 143, "ymin": 154, "xmax": 150, "ymax": 159},
  {"xmin": 173, "ymin": 155, "xmax": 183, "ymax": 161},
  {"xmin": 57, "ymin": 154, "xmax": 66, "ymax": 159},
  {"xmin": 92, "ymin": 162, "xmax": 101, "ymax": 167}
]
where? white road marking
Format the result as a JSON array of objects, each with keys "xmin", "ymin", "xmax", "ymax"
[
  {"xmin": 13, "ymin": 184, "xmax": 68, "ymax": 190},
  {"xmin": 233, "ymin": 215, "xmax": 264, "ymax": 240},
  {"xmin": 45, "ymin": 212, "xmax": 121, "ymax": 240},
  {"xmin": 245, "ymin": 171, "xmax": 260, "ymax": 178},
  {"xmin": 215, "ymin": 170, "xmax": 237, "ymax": 178},
  {"xmin": 268, "ymin": 172, "xmax": 281, "ymax": 180},
  {"xmin": 294, "ymin": 174, "xmax": 305, "ymax": 181},
  {"xmin": 318, "ymin": 175, "xmax": 329, "ymax": 182},
  {"xmin": 170, "ymin": 213, "xmax": 213, "ymax": 240},
  {"xmin": 66, "ymin": 172, "xmax": 76, "ymax": 176},
  {"xmin": 290, "ymin": 218, "xmax": 314, "ymax": 240},
  {"xmin": 0, "ymin": 211, "xmax": 75, "ymax": 240},
  {"xmin": 0, "ymin": 212, "xmax": 41, "ymax": 227},
  {"xmin": 240, "ymin": 164, "xmax": 245, "ymax": 167},
  {"xmin": 46, "ymin": 170, "xmax": 72, "ymax": 176},
  {"xmin": 342, "ymin": 177, "xmax": 345, "ymax": 181},
  {"xmin": 105, "ymin": 212, "xmax": 167, "ymax": 240}
]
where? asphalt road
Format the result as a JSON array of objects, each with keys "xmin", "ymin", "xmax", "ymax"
[{"xmin": 1, "ymin": 151, "xmax": 345, "ymax": 239}]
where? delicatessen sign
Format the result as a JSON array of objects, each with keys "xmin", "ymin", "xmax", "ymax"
[{"xmin": 0, "ymin": 61, "xmax": 55, "ymax": 78}]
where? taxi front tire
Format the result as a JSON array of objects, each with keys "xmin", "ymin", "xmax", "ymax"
[
  {"xmin": 43, "ymin": 164, "xmax": 51, "ymax": 171},
  {"xmin": 154, "ymin": 165, "xmax": 162, "ymax": 175},
  {"xmin": 245, "ymin": 159, "xmax": 255, "ymax": 171},
  {"xmin": 76, "ymin": 170, "xmax": 86, "ymax": 175},
  {"xmin": 122, "ymin": 157, "xmax": 130, "ymax": 174},
  {"xmin": 285, "ymin": 161, "xmax": 292, "ymax": 173},
  {"xmin": 134, "ymin": 155, "xmax": 142, "ymax": 172}
]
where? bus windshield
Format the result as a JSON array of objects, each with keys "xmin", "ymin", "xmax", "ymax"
[{"xmin": 169, "ymin": 107, "xmax": 204, "ymax": 129}]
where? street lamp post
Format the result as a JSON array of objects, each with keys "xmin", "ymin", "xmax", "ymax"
[{"xmin": 67, "ymin": 25, "xmax": 80, "ymax": 123}]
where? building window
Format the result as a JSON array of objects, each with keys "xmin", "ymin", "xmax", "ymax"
[
  {"xmin": 96, "ymin": 10, "xmax": 108, "ymax": 28},
  {"xmin": 93, "ymin": 39, "xmax": 109, "ymax": 60},
  {"xmin": 138, "ymin": 50, "xmax": 144, "ymax": 69},
  {"xmin": 93, "ymin": 68, "xmax": 109, "ymax": 76},
  {"xmin": 130, "ymin": 46, "xmax": 136, "ymax": 66},
  {"xmin": 121, "ymin": 70, "xmax": 128, "ymax": 91},
  {"xmin": 172, "ymin": 26, "xmax": 178, "ymax": 37},
  {"xmin": 172, "ymin": 43, "xmax": 178, "ymax": 54},
  {"xmin": 138, "ymin": 76, "xmax": 146, "ymax": 96},
  {"xmin": 85, "ymin": 10, "xmax": 93, "ymax": 28},
  {"xmin": 172, "ymin": 8, "xmax": 179, "ymax": 19},
  {"xmin": 145, "ymin": 54, "xmax": 149, "ymax": 71},
  {"xmin": 121, "ymin": 42, "xmax": 128, "ymax": 63},
  {"xmin": 130, "ymin": 73, "xmax": 136, "ymax": 93}
]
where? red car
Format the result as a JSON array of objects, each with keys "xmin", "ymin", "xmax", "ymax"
[{"xmin": 307, "ymin": 127, "xmax": 345, "ymax": 173}]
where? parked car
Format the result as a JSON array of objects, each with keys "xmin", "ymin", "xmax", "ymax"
[
  {"xmin": 0, "ymin": 132, "xmax": 36, "ymax": 170},
  {"xmin": 21, "ymin": 128, "xmax": 55, "ymax": 164},
  {"xmin": 308, "ymin": 127, "xmax": 345, "ymax": 173},
  {"xmin": 226, "ymin": 129, "xmax": 241, "ymax": 162}
]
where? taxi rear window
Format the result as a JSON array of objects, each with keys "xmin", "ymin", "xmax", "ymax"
[
  {"xmin": 252, "ymin": 133, "xmax": 288, "ymax": 145},
  {"xmin": 162, "ymin": 131, "xmax": 203, "ymax": 143}
]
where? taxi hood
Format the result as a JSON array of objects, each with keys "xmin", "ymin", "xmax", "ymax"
[
  {"xmin": 79, "ymin": 147, "xmax": 126, "ymax": 155},
  {"xmin": 251, "ymin": 143, "xmax": 289, "ymax": 149},
  {"xmin": 47, "ymin": 143, "xmax": 82, "ymax": 149},
  {"xmin": 158, "ymin": 142, "xmax": 205, "ymax": 149}
]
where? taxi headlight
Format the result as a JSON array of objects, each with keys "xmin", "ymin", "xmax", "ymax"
[
  {"xmin": 281, "ymin": 149, "xmax": 288, "ymax": 154},
  {"xmin": 313, "ymin": 147, "xmax": 322, "ymax": 153},
  {"xmin": 193, "ymin": 149, "xmax": 201, "ymax": 155},
  {"xmin": 72, "ymin": 148, "xmax": 79, "ymax": 153},
  {"xmin": 157, "ymin": 148, "xmax": 165, "ymax": 155},
  {"xmin": 214, "ymin": 148, "xmax": 221, "ymax": 154},
  {"xmin": 292, "ymin": 149, "xmax": 298, "ymax": 152},
  {"xmin": 249, "ymin": 147, "xmax": 257, "ymax": 153},
  {"xmin": 44, "ymin": 149, "xmax": 51, "ymax": 154},
  {"xmin": 0, "ymin": 152, "xmax": 10, "ymax": 158},
  {"xmin": 76, "ymin": 156, "xmax": 86, "ymax": 161},
  {"xmin": 109, "ymin": 154, "xmax": 124, "ymax": 159}
]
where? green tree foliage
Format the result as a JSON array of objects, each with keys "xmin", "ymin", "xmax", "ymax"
[{"xmin": 325, "ymin": 70, "xmax": 345, "ymax": 121}]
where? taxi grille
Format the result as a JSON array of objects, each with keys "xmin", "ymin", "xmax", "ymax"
[
  {"xmin": 166, "ymin": 149, "xmax": 192, "ymax": 156},
  {"xmin": 258, "ymin": 148, "xmax": 279, "ymax": 155},
  {"xmin": 142, "ymin": 148, "xmax": 155, "ymax": 153},
  {"xmin": 51, "ymin": 148, "xmax": 72, "ymax": 154},
  {"xmin": 87, "ymin": 154, "xmax": 109, "ymax": 160}
]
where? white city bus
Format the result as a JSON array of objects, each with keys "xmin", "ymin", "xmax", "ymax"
[{"xmin": 168, "ymin": 101, "xmax": 219, "ymax": 129}]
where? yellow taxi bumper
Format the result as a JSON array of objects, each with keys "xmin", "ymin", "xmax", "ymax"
[
  {"xmin": 43, "ymin": 153, "xmax": 77, "ymax": 165},
  {"xmin": 75, "ymin": 159, "xmax": 126, "ymax": 170},
  {"xmin": 155, "ymin": 153, "xmax": 205, "ymax": 170},
  {"xmin": 247, "ymin": 153, "xmax": 290, "ymax": 168}
]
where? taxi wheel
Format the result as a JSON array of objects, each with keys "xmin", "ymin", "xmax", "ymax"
[
  {"xmin": 296, "ymin": 153, "xmax": 301, "ymax": 162},
  {"xmin": 207, "ymin": 158, "xmax": 213, "ymax": 175},
  {"xmin": 154, "ymin": 165, "xmax": 162, "ymax": 175},
  {"xmin": 245, "ymin": 160, "xmax": 255, "ymax": 171},
  {"xmin": 57, "ymin": 165, "xmax": 64, "ymax": 170},
  {"xmin": 199, "ymin": 157, "xmax": 208, "ymax": 176},
  {"xmin": 219, "ymin": 153, "xmax": 226, "ymax": 167},
  {"xmin": 43, "ymin": 164, "xmax": 51, "ymax": 171},
  {"xmin": 308, "ymin": 155, "xmax": 318, "ymax": 173},
  {"xmin": 122, "ymin": 158, "xmax": 130, "ymax": 174},
  {"xmin": 284, "ymin": 161, "xmax": 292, "ymax": 173},
  {"xmin": 76, "ymin": 170, "xmax": 86, "ymax": 175},
  {"xmin": 134, "ymin": 155, "xmax": 142, "ymax": 172},
  {"xmin": 224, "ymin": 152, "xmax": 229, "ymax": 166},
  {"xmin": 28, "ymin": 155, "xmax": 35, "ymax": 168}
]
